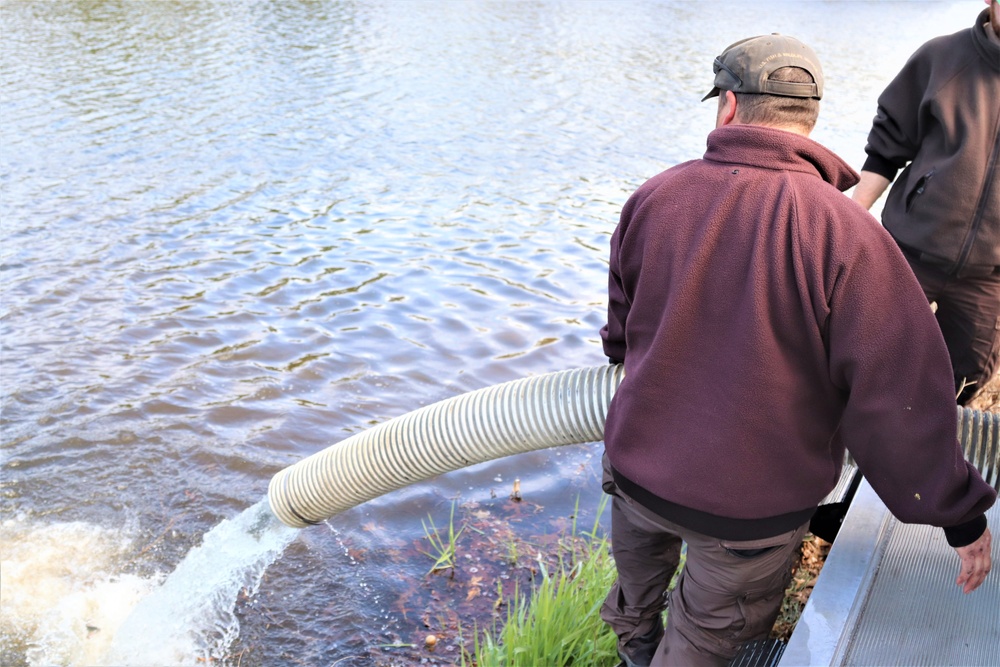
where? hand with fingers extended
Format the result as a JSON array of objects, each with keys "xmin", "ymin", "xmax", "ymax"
[{"xmin": 954, "ymin": 527, "xmax": 992, "ymax": 594}]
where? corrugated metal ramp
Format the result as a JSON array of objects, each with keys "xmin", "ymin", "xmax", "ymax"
[{"xmin": 780, "ymin": 479, "xmax": 1000, "ymax": 666}]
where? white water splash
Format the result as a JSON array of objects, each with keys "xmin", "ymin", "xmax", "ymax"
[
  {"xmin": 1, "ymin": 519, "xmax": 154, "ymax": 666},
  {"xmin": 1, "ymin": 501, "xmax": 298, "ymax": 666},
  {"xmin": 103, "ymin": 500, "xmax": 298, "ymax": 666}
]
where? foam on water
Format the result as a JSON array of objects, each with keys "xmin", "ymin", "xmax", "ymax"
[
  {"xmin": 0, "ymin": 501, "xmax": 298, "ymax": 666},
  {"xmin": 1, "ymin": 519, "xmax": 155, "ymax": 666}
]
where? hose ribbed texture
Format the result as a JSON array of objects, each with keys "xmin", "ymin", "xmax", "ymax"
[
  {"xmin": 958, "ymin": 406, "xmax": 1000, "ymax": 492},
  {"xmin": 267, "ymin": 365, "xmax": 1000, "ymax": 528},
  {"xmin": 268, "ymin": 364, "xmax": 624, "ymax": 528}
]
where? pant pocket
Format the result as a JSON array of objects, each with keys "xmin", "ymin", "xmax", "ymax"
[
  {"xmin": 725, "ymin": 546, "xmax": 777, "ymax": 559},
  {"xmin": 733, "ymin": 586, "xmax": 785, "ymax": 642},
  {"xmin": 719, "ymin": 529, "xmax": 801, "ymax": 557}
]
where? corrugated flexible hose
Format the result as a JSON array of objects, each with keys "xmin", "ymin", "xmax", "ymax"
[
  {"xmin": 267, "ymin": 365, "xmax": 1000, "ymax": 528},
  {"xmin": 959, "ymin": 405, "xmax": 1000, "ymax": 492}
]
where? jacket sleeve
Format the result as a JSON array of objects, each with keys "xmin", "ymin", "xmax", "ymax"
[
  {"xmin": 825, "ymin": 220, "xmax": 996, "ymax": 545},
  {"xmin": 602, "ymin": 183, "xmax": 651, "ymax": 364},
  {"xmin": 601, "ymin": 222, "xmax": 629, "ymax": 364},
  {"xmin": 862, "ymin": 42, "xmax": 936, "ymax": 181}
]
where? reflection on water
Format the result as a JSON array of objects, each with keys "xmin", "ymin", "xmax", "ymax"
[{"xmin": 0, "ymin": 0, "xmax": 981, "ymax": 664}]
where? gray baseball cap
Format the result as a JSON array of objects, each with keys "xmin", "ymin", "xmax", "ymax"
[{"xmin": 702, "ymin": 34, "xmax": 823, "ymax": 101}]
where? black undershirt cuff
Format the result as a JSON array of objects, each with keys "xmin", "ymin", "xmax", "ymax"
[{"xmin": 944, "ymin": 514, "xmax": 988, "ymax": 548}]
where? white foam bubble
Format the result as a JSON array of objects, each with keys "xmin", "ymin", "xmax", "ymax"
[{"xmin": 0, "ymin": 519, "xmax": 157, "ymax": 666}]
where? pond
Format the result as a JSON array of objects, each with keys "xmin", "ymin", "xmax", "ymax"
[{"xmin": 0, "ymin": 1, "xmax": 983, "ymax": 664}]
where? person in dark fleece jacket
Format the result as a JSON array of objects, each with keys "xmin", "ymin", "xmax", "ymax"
[
  {"xmin": 852, "ymin": 0, "xmax": 1000, "ymax": 405},
  {"xmin": 599, "ymin": 34, "xmax": 996, "ymax": 667}
]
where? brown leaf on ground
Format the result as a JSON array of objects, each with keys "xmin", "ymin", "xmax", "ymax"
[
  {"xmin": 771, "ymin": 534, "xmax": 831, "ymax": 642},
  {"xmin": 466, "ymin": 576, "xmax": 483, "ymax": 601}
]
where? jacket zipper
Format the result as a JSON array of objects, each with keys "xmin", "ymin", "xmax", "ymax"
[{"xmin": 956, "ymin": 123, "xmax": 1000, "ymax": 271}]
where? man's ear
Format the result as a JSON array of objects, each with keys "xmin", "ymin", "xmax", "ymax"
[{"xmin": 719, "ymin": 90, "xmax": 739, "ymax": 126}]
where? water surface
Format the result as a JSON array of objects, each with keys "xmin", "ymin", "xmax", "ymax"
[{"xmin": 0, "ymin": 1, "xmax": 982, "ymax": 664}]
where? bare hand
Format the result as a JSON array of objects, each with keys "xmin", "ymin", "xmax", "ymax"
[{"xmin": 954, "ymin": 527, "xmax": 992, "ymax": 594}]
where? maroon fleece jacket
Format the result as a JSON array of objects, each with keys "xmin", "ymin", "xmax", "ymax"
[{"xmin": 601, "ymin": 124, "xmax": 995, "ymax": 545}]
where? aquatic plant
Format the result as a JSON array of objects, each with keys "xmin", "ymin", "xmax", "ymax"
[{"xmin": 420, "ymin": 501, "xmax": 466, "ymax": 575}]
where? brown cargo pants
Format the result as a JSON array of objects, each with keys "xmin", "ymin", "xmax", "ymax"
[{"xmin": 600, "ymin": 454, "xmax": 808, "ymax": 667}]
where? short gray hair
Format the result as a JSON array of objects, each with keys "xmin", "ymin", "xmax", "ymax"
[{"xmin": 731, "ymin": 67, "xmax": 820, "ymax": 133}]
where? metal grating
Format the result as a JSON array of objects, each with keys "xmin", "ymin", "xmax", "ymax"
[{"xmin": 730, "ymin": 638, "xmax": 786, "ymax": 667}]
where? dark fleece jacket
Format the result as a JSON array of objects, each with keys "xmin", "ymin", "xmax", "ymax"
[
  {"xmin": 601, "ymin": 124, "xmax": 995, "ymax": 546},
  {"xmin": 862, "ymin": 8, "xmax": 1000, "ymax": 271}
]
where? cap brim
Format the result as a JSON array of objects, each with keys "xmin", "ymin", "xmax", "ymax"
[{"xmin": 701, "ymin": 87, "xmax": 721, "ymax": 102}]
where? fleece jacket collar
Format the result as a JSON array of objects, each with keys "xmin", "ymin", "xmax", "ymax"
[
  {"xmin": 703, "ymin": 124, "xmax": 860, "ymax": 192},
  {"xmin": 974, "ymin": 8, "xmax": 1000, "ymax": 69}
]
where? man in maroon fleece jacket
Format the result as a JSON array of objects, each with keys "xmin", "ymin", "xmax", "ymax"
[{"xmin": 599, "ymin": 34, "xmax": 995, "ymax": 667}]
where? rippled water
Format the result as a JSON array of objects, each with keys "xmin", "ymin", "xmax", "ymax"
[{"xmin": 1, "ymin": 1, "xmax": 982, "ymax": 664}]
